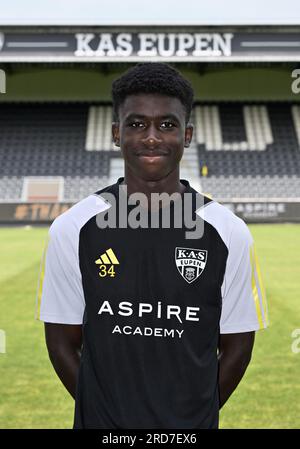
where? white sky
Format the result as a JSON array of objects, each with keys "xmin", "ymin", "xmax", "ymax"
[{"xmin": 0, "ymin": 0, "xmax": 300, "ymax": 26}]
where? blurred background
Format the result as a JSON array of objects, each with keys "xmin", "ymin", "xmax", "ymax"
[{"xmin": 0, "ymin": 0, "xmax": 299, "ymax": 428}]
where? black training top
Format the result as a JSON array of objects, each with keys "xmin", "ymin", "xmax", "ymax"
[{"xmin": 39, "ymin": 178, "xmax": 268, "ymax": 429}]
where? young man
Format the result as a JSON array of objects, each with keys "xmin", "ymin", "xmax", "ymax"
[{"xmin": 38, "ymin": 63, "xmax": 268, "ymax": 429}]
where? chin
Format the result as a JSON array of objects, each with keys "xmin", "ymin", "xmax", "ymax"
[
  {"xmin": 127, "ymin": 161, "xmax": 176, "ymax": 183},
  {"xmin": 139, "ymin": 168, "xmax": 169, "ymax": 182}
]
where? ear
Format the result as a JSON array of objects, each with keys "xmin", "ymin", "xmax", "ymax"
[
  {"xmin": 184, "ymin": 123, "xmax": 193, "ymax": 148},
  {"xmin": 112, "ymin": 122, "xmax": 120, "ymax": 147}
]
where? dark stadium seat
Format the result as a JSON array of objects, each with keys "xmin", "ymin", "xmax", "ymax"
[
  {"xmin": 0, "ymin": 102, "xmax": 299, "ymax": 201},
  {"xmin": 0, "ymin": 104, "xmax": 117, "ymax": 200}
]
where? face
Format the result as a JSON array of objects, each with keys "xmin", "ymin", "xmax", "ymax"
[{"xmin": 112, "ymin": 94, "xmax": 193, "ymax": 182}]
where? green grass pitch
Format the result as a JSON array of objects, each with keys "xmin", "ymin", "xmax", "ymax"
[{"xmin": 0, "ymin": 224, "xmax": 299, "ymax": 428}]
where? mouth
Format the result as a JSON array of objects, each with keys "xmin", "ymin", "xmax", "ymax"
[
  {"xmin": 137, "ymin": 154, "xmax": 168, "ymax": 164},
  {"xmin": 136, "ymin": 151, "xmax": 169, "ymax": 158}
]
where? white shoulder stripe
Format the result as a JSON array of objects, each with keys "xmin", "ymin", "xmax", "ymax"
[
  {"xmin": 50, "ymin": 193, "xmax": 111, "ymax": 235},
  {"xmin": 38, "ymin": 194, "xmax": 111, "ymax": 324},
  {"xmin": 196, "ymin": 200, "xmax": 248, "ymax": 250}
]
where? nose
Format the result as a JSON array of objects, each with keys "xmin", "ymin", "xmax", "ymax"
[{"xmin": 141, "ymin": 125, "xmax": 162, "ymax": 148}]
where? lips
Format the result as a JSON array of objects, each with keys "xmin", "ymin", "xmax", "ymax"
[
  {"xmin": 136, "ymin": 150, "xmax": 168, "ymax": 157},
  {"xmin": 137, "ymin": 153, "xmax": 168, "ymax": 164}
]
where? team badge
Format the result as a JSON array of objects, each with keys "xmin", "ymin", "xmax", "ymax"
[{"xmin": 175, "ymin": 247, "xmax": 208, "ymax": 284}]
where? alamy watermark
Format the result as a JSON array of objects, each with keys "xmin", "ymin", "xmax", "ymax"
[
  {"xmin": 291, "ymin": 328, "xmax": 300, "ymax": 354},
  {"xmin": 95, "ymin": 186, "xmax": 205, "ymax": 239},
  {"xmin": 291, "ymin": 69, "xmax": 300, "ymax": 94},
  {"xmin": 0, "ymin": 329, "xmax": 6, "ymax": 353},
  {"xmin": 0, "ymin": 69, "xmax": 6, "ymax": 94}
]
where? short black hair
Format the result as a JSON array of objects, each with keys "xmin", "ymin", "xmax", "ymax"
[{"xmin": 111, "ymin": 63, "xmax": 194, "ymax": 123}]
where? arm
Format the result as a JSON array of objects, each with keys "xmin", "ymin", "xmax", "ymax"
[
  {"xmin": 218, "ymin": 331, "xmax": 255, "ymax": 409},
  {"xmin": 44, "ymin": 323, "xmax": 82, "ymax": 400}
]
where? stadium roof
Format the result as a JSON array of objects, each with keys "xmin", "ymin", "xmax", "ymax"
[{"xmin": 1, "ymin": 0, "xmax": 300, "ymax": 26}]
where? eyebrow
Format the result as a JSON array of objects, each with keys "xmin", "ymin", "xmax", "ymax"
[{"xmin": 123, "ymin": 113, "xmax": 181, "ymax": 122}]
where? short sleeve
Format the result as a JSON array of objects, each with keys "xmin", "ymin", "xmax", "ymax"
[
  {"xmin": 220, "ymin": 220, "xmax": 269, "ymax": 334},
  {"xmin": 36, "ymin": 218, "xmax": 85, "ymax": 324}
]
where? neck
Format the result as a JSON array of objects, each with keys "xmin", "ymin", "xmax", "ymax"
[{"xmin": 122, "ymin": 166, "xmax": 186, "ymax": 200}]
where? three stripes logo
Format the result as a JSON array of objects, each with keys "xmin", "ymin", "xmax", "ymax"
[{"xmin": 95, "ymin": 248, "xmax": 120, "ymax": 278}]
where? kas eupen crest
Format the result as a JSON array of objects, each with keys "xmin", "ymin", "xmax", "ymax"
[{"xmin": 175, "ymin": 247, "xmax": 208, "ymax": 284}]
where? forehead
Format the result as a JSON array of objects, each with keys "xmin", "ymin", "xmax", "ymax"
[{"xmin": 119, "ymin": 94, "xmax": 186, "ymax": 121}]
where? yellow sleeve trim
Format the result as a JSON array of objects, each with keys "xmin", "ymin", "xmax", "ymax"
[
  {"xmin": 253, "ymin": 245, "xmax": 269, "ymax": 327},
  {"xmin": 250, "ymin": 244, "xmax": 268, "ymax": 329}
]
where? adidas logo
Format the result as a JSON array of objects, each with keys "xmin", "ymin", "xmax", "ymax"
[{"xmin": 95, "ymin": 248, "xmax": 119, "ymax": 278}]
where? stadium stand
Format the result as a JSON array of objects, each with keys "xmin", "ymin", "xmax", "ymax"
[
  {"xmin": 0, "ymin": 102, "xmax": 299, "ymax": 202},
  {"xmin": 197, "ymin": 103, "xmax": 300, "ymax": 199}
]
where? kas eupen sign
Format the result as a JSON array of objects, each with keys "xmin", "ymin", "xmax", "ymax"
[{"xmin": 0, "ymin": 30, "xmax": 300, "ymax": 61}]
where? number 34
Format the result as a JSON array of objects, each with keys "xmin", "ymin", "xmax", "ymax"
[{"xmin": 98, "ymin": 265, "xmax": 116, "ymax": 277}]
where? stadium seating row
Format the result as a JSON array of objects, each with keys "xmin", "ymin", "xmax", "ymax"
[{"xmin": 0, "ymin": 102, "xmax": 299, "ymax": 201}]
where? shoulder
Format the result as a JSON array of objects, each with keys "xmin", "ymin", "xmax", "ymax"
[
  {"xmin": 196, "ymin": 199, "xmax": 252, "ymax": 250},
  {"xmin": 49, "ymin": 192, "xmax": 111, "ymax": 242}
]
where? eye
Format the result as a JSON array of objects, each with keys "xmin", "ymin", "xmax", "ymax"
[
  {"xmin": 160, "ymin": 121, "xmax": 176, "ymax": 129},
  {"xmin": 128, "ymin": 121, "xmax": 145, "ymax": 128}
]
